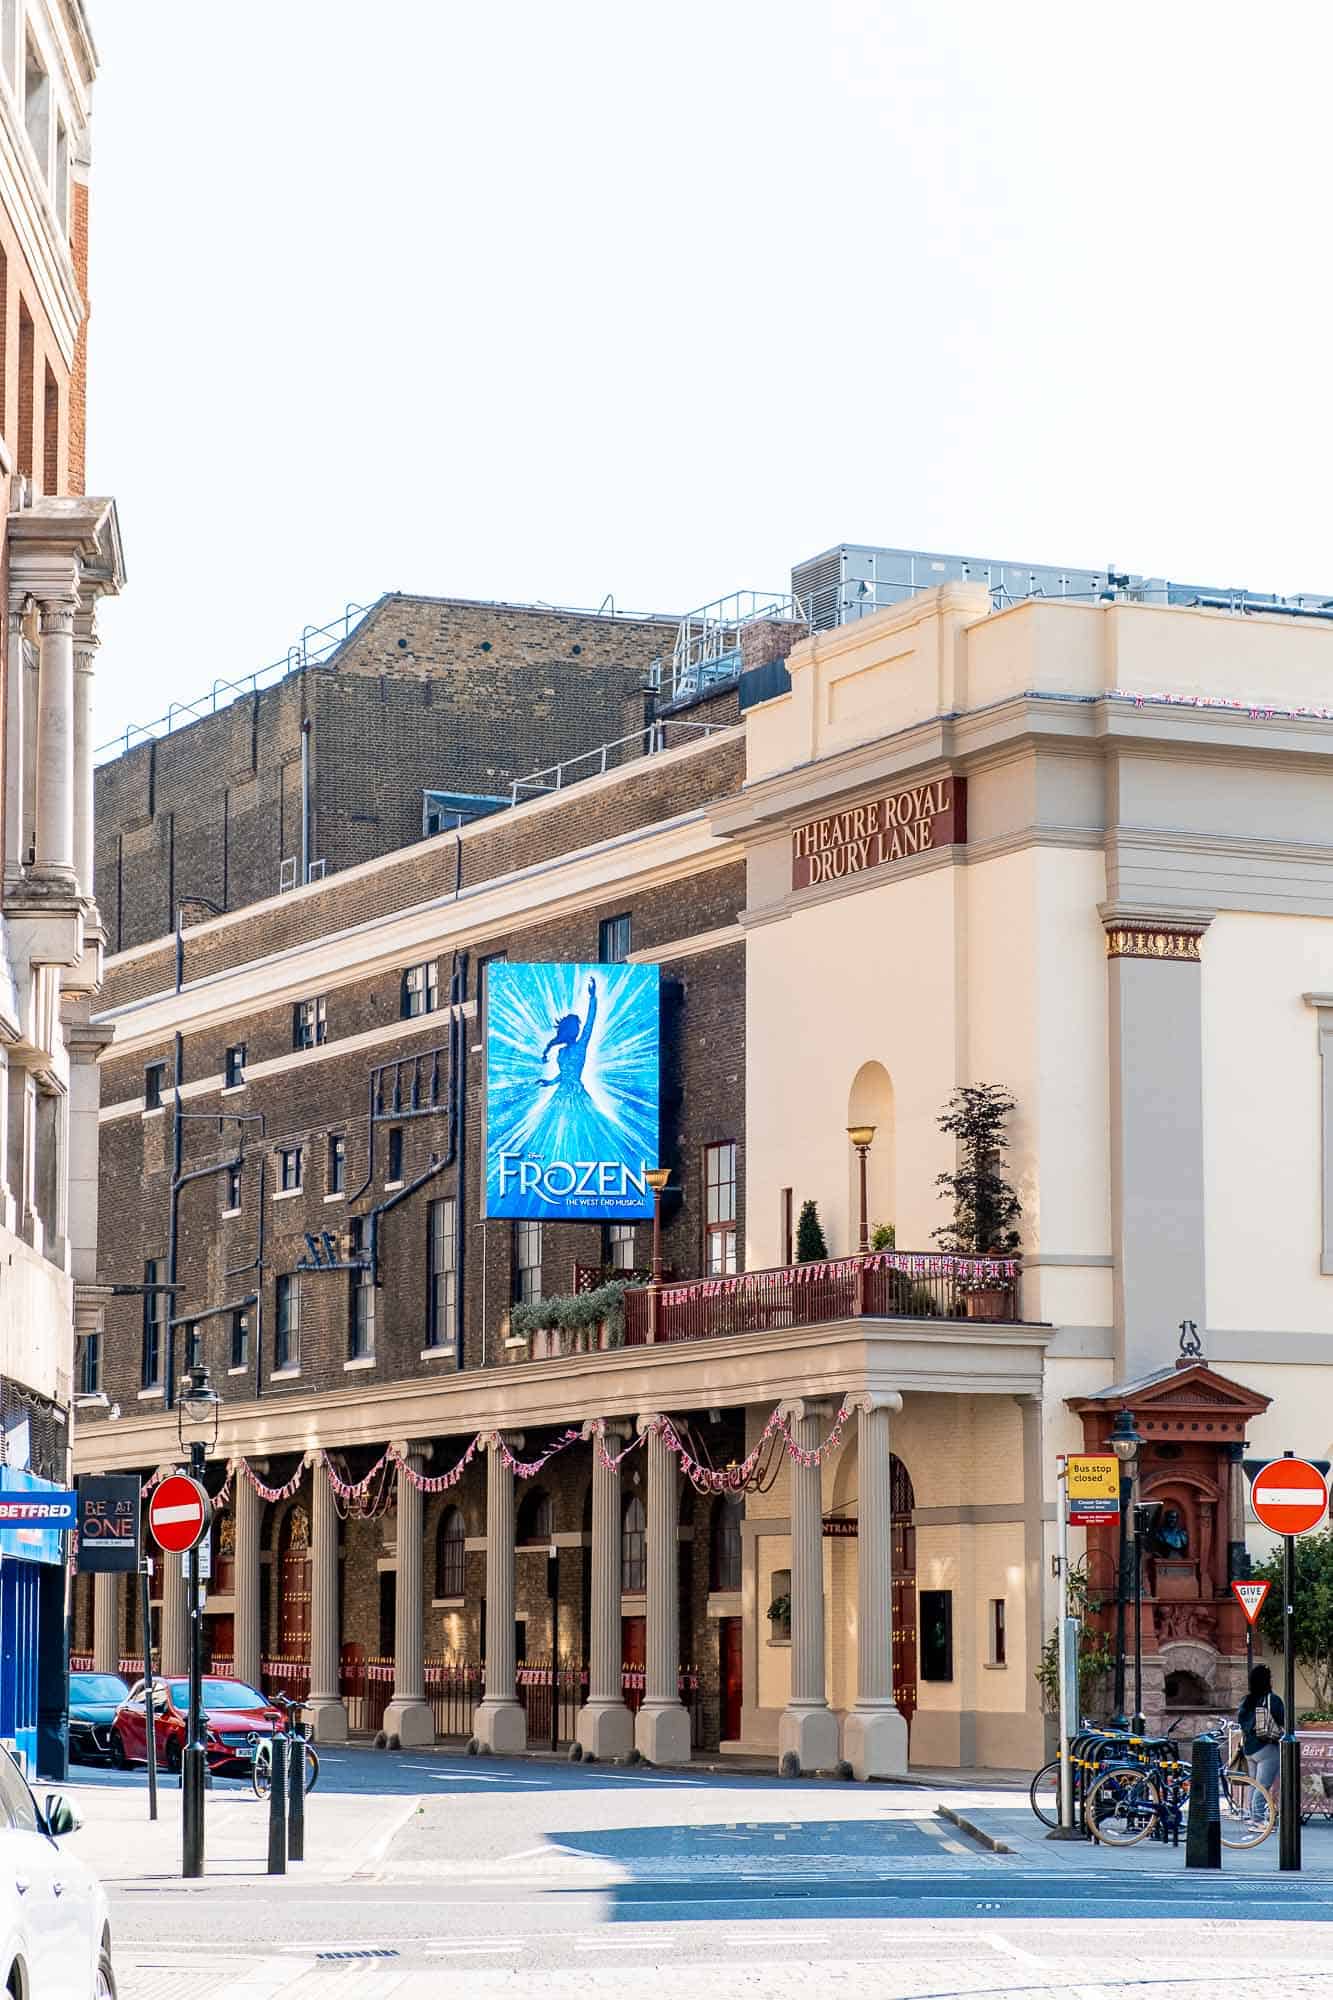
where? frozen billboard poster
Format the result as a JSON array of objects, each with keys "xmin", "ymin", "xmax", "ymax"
[{"xmin": 485, "ymin": 961, "xmax": 660, "ymax": 1221}]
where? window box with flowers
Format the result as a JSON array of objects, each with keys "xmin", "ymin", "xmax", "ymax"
[{"xmin": 510, "ymin": 1281, "xmax": 627, "ymax": 1360}]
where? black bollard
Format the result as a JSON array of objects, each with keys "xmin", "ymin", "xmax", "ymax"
[
  {"xmin": 266, "ymin": 1735, "xmax": 288, "ymax": 1875},
  {"xmin": 1186, "ymin": 1736, "xmax": 1221, "ymax": 1869},
  {"xmin": 288, "ymin": 1725, "xmax": 304, "ymax": 1863}
]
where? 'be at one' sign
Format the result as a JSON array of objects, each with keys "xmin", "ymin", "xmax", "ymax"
[{"xmin": 1066, "ymin": 1455, "xmax": 1120, "ymax": 1527}]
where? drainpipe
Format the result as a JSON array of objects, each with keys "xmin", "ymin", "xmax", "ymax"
[
  {"xmin": 358, "ymin": 952, "xmax": 464, "ymax": 1288},
  {"xmin": 299, "ymin": 717, "xmax": 311, "ymax": 886}
]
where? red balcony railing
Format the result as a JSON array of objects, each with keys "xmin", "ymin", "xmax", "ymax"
[{"xmin": 622, "ymin": 1250, "xmax": 1022, "ymax": 1346}]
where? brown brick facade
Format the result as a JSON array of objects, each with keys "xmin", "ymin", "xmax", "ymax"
[{"xmin": 94, "ymin": 597, "xmax": 685, "ymax": 953}]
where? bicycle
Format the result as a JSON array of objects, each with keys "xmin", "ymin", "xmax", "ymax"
[
  {"xmin": 251, "ymin": 1695, "xmax": 319, "ymax": 1801},
  {"xmin": 1029, "ymin": 1720, "xmax": 1140, "ymax": 1829},
  {"xmin": 1084, "ymin": 1727, "xmax": 1275, "ymax": 1850}
]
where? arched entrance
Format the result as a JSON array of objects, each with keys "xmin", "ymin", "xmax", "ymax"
[{"xmin": 891, "ymin": 1455, "xmax": 917, "ymax": 1727}]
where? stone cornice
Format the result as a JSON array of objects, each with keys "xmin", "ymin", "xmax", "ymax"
[{"xmin": 70, "ymin": 1317, "xmax": 1051, "ymax": 1474}]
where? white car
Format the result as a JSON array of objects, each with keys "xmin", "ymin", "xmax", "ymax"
[{"xmin": 0, "ymin": 1747, "xmax": 115, "ymax": 1997}]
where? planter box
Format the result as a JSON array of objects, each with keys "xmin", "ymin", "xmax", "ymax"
[{"xmin": 964, "ymin": 1286, "xmax": 1011, "ymax": 1322}]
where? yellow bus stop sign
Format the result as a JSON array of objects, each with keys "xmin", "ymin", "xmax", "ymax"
[{"xmin": 1066, "ymin": 1454, "xmax": 1120, "ymax": 1527}]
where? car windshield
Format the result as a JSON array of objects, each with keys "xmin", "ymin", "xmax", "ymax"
[
  {"xmin": 168, "ymin": 1680, "xmax": 265, "ymax": 1710},
  {"xmin": 70, "ymin": 1674, "xmax": 128, "ymax": 1703}
]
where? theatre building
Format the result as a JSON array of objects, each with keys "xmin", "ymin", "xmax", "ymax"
[{"xmin": 73, "ymin": 567, "xmax": 1333, "ymax": 1771}]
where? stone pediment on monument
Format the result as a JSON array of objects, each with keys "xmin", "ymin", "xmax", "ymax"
[{"xmin": 1067, "ymin": 1360, "xmax": 1270, "ymax": 1444}]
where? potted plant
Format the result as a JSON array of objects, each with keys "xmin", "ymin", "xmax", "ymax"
[
  {"xmin": 933, "ymin": 1083, "xmax": 1022, "ymax": 1320},
  {"xmin": 795, "ymin": 1200, "xmax": 829, "ymax": 1263}
]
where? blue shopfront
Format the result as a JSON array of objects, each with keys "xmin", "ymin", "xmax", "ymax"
[{"xmin": 0, "ymin": 1469, "xmax": 72, "ymax": 1779}]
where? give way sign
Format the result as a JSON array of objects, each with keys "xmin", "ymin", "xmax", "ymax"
[
  {"xmin": 1250, "ymin": 1458, "xmax": 1330, "ymax": 1538},
  {"xmin": 1231, "ymin": 1579, "xmax": 1271, "ymax": 1626},
  {"xmin": 147, "ymin": 1475, "xmax": 211, "ymax": 1555}
]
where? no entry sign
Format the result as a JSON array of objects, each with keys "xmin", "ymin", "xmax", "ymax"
[
  {"xmin": 1231, "ymin": 1579, "xmax": 1272, "ymax": 1626},
  {"xmin": 147, "ymin": 1475, "xmax": 211, "ymax": 1555},
  {"xmin": 1250, "ymin": 1458, "xmax": 1329, "ymax": 1538}
]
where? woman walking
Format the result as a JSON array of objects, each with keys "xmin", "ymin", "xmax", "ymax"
[{"xmin": 1237, "ymin": 1662, "xmax": 1284, "ymax": 1820}]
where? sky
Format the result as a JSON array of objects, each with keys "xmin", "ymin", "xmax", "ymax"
[{"xmin": 85, "ymin": 1, "xmax": 1333, "ymax": 747}]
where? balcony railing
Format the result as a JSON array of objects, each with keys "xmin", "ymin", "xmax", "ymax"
[{"xmin": 621, "ymin": 1251, "xmax": 1024, "ymax": 1347}]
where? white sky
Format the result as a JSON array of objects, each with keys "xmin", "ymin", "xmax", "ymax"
[{"xmin": 85, "ymin": 1, "xmax": 1333, "ymax": 745}]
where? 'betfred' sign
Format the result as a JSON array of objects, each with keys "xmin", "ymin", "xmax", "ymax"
[
  {"xmin": 792, "ymin": 777, "xmax": 966, "ymax": 891},
  {"xmin": 1067, "ymin": 1454, "xmax": 1120, "ymax": 1527}
]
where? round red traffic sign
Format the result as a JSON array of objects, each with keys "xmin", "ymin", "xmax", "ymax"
[
  {"xmin": 1250, "ymin": 1458, "xmax": 1329, "ymax": 1537},
  {"xmin": 147, "ymin": 1475, "xmax": 211, "ymax": 1554}
]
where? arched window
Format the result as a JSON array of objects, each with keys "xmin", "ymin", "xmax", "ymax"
[
  {"xmin": 436, "ymin": 1506, "xmax": 465, "ymax": 1599},
  {"xmin": 517, "ymin": 1487, "xmax": 553, "ymax": 1545},
  {"xmin": 710, "ymin": 1496, "xmax": 742, "ymax": 1591},
  {"xmin": 622, "ymin": 1494, "xmax": 646, "ymax": 1593}
]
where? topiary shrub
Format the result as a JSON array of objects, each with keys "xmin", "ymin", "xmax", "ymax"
[{"xmin": 796, "ymin": 1200, "xmax": 829, "ymax": 1262}]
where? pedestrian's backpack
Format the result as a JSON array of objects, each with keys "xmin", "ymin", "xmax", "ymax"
[{"xmin": 1254, "ymin": 1695, "xmax": 1282, "ymax": 1743}]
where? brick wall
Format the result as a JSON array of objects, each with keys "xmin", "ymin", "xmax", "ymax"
[
  {"xmin": 67, "ymin": 180, "xmax": 87, "ymax": 495},
  {"xmin": 94, "ymin": 598, "xmax": 680, "ymax": 951},
  {"xmin": 95, "ymin": 860, "xmax": 747, "ymax": 1410}
]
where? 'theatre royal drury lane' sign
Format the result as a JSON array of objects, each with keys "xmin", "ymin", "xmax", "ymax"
[{"xmin": 792, "ymin": 777, "xmax": 966, "ymax": 891}]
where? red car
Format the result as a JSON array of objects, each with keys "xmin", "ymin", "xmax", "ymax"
[{"xmin": 109, "ymin": 1676, "xmax": 284, "ymax": 1775}]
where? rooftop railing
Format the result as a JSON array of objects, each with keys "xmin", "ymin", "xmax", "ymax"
[{"xmin": 621, "ymin": 1250, "xmax": 1025, "ymax": 1347}]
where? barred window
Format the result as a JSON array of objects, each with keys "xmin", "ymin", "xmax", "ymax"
[
  {"xmin": 437, "ymin": 1506, "xmax": 465, "ymax": 1597},
  {"xmin": 224, "ymin": 1044, "xmax": 246, "ymax": 1089},
  {"xmin": 622, "ymin": 1495, "xmax": 646, "ymax": 1593},
  {"xmin": 278, "ymin": 1146, "xmax": 303, "ymax": 1193},
  {"xmin": 515, "ymin": 1219, "xmax": 542, "ymax": 1304},
  {"xmin": 426, "ymin": 1197, "xmax": 456, "ymax": 1349},
  {"xmin": 327, "ymin": 1134, "xmax": 345, "ymax": 1195},
  {"xmin": 710, "ymin": 1495, "xmax": 742, "ymax": 1592},
  {"xmin": 598, "ymin": 913, "xmax": 631, "ymax": 964},
  {"xmin": 143, "ymin": 1062, "xmax": 166, "ymax": 1112}
]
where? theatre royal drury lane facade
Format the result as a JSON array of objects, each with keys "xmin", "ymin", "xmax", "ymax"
[{"xmin": 72, "ymin": 578, "xmax": 1333, "ymax": 1774}]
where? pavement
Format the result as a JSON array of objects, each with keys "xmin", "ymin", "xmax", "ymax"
[{"xmin": 51, "ymin": 1747, "xmax": 1333, "ymax": 1998}]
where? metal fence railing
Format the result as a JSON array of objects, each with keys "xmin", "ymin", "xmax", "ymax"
[{"xmin": 622, "ymin": 1251, "xmax": 1022, "ymax": 1346}]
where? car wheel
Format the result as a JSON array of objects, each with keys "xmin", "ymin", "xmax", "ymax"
[
  {"xmin": 95, "ymin": 1943, "xmax": 117, "ymax": 1999},
  {"xmin": 109, "ymin": 1733, "xmax": 128, "ymax": 1771}
]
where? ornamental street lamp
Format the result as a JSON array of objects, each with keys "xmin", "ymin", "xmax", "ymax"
[
  {"xmin": 847, "ymin": 1125, "xmax": 876, "ymax": 1254},
  {"xmin": 645, "ymin": 1167, "xmax": 671, "ymax": 1342},
  {"xmin": 1108, "ymin": 1407, "xmax": 1141, "ymax": 1730},
  {"xmin": 177, "ymin": 1363, "xmax": 219, "ymax": 1878}
]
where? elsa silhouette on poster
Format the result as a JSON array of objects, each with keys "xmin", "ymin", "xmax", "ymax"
[
  {"xmin": 539, "ymin": 975, "xmax": 598, "ymax": 1103},
  {"xmin": 485, "ymin": 963, "xmax": 658, "ymax": 1219}
]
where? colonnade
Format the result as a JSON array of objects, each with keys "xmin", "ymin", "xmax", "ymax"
[{"xmin": 97, "ymin": 1392, "xmax": 909, "ymax": 1775}]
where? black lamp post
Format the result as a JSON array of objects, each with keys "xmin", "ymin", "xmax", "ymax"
[
  {"xmin": 847, "ymin": 1126, "xmax": 876, "ymax": 1253},
  {"xmin": 178, "ymin": 1362, "xmax": 219, "ymax": 1877},
  {"xmin": 1108, "ymin": 1408, "xmax": 1141, "ymax": 1730}
]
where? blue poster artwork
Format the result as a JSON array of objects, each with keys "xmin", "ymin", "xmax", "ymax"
[{"xmin": 485, "ymin": 962, "xmax": 660, "ymax": 1220}]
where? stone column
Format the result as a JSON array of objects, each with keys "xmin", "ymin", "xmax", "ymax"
[
  {"xmin": 635, "ymin": 1416, "xmax": 690, "ymax": 1765},
  {"xmin": 72, "ymin": 608, "xmax": 97, "ymax": 903},
  {"xmin": 306, "ymin": 1453, "xmax": 347, "ymax": 1743},
  {"xmin": 777, "ymin": 1400, "xmax": 839, "ymax": 1773},
  {"xmin": 4, "ymin": 600, "xmax": 27, "ymax": 884},
  {"xmin": 159, "ymin": 1542, "xmax": 189, "ymax": 1678},
  {"xmin": 577, "ymin": 1420, "xmax": 634, "ymax": 1759},
  {"xmin": 1104, "ymin": 913, "xmax": 1211, "ymax": 1378},
  {"xmin": 1019, "ymin": 1393, "xmax": 1049, "ymax": 1764},
  {"xmin": 32, "ymin": 599, "xmax": 76, "ymax": 880},
  {"xmin": 843, "ymin": 1393, "xmax": 908, "ymax": 1779},
  {"xmin": 383, "ymin": 1445, "xmax": 433, "ymax": 1747},
  {"xmin": 232, "ymin": 1468, "xmax": 262, "ymax": 1691},
  {"xmin": 92, "ymin": 1572, "xmax": 119, "ymax": 1674},
  {"xmin": 474, "ymin": 1432, "xmax": 526, "ymax": 1753}
]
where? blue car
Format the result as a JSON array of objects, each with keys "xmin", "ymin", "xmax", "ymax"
[{"xmin": 68, "ymin": 1671, "xmax": 130, "ymax": 1764}]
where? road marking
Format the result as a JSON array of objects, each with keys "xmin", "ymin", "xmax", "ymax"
[
  {"xmin": 574, "ymin": 1937, "xmax": 677, "ymax": 1950},
  {"xmin": 426, "ymin": 1943, "xmax": 526, "ymax": 1956},
  {"xmin": 987, "ymin": 1934, "xmax": 1044, "ymax": 1967}
]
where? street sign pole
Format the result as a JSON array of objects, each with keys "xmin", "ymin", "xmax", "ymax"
[
  {"xmin": 183, "ymin": 1441, "xmax": 207, "ymax": 1879},
  {"xmin": 139, "ymin": 1557, "xmax": 157, "ymax": 1823},
  {"xmin": 1280, "ymin": 1526, "xmax": 1300, "ymax": 1872},
  {"xmin": 1056, "ymin": 1460, "xmax": 1072, "ymax": 1829}
]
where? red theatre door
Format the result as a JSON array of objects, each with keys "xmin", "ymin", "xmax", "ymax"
[
  {"xmin": 890, "ymin": 1456, "xmax": 917, "ymax": 1727},
  {"xmin": 719, "ymin": 1617, "xmax": 743, "ymax": 1742},
  {"xmin": 279, "ymin": 1506, "xmax": 312, "ymax": 1657}
]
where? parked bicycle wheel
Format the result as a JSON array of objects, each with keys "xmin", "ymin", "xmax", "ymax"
[
  {"xmin": 251, "ymin": 1740, "xmax": 271, "ymax": 1801},
  {"xmin": 1085, "ymin": 1766, "xmax": 1161, "ymax": 1846},
  {"xmin": 1218, "ymin": 1772, "xmax": 1277, "ymax": 1850},
  {"xmin": 1029, "ymin": 1759, "xmax": 1061, "ymax": 1829},
  {"xmin": 290, "ymin": 1740, "xmax": 319, "ymax": 1794}
]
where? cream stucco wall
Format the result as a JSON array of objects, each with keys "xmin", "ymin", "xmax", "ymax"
[{"xmin": 1202, "ymin": 912, "xmax": 1333, "ymax": 1337}]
